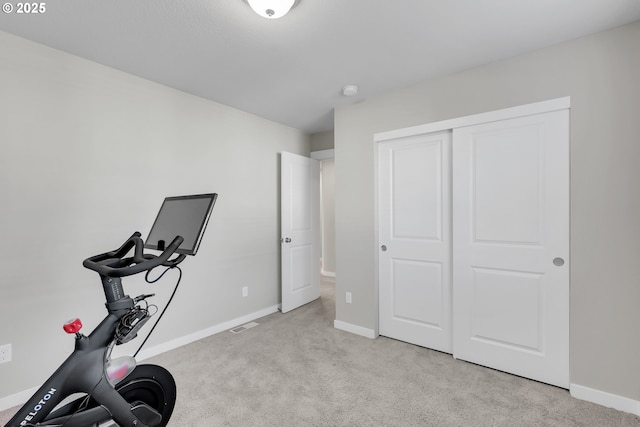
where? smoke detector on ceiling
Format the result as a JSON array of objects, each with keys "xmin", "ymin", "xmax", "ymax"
[{"xmin": 342, "ymin": 85, "xmax": 359, "ymax": 96}]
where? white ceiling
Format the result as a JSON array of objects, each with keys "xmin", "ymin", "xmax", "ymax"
[{"xmin": 1, "ymin": 0, "xmax": 640, "ymax": 134}]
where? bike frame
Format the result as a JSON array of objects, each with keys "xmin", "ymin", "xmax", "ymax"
[
  {"xmin": 6, "ymin": 194, "xmax": 217, "ymax": 427},
  {"xmin": 7, "ymin": 276, "xmax": 150, "ymax": 427}
]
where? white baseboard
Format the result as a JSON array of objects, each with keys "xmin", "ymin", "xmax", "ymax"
[
  {"xmin": 321, "ymin": 269, "xmax": 336, "ymax": 278},
  {"xmin": 570, "ymin": 383, "xmax": 640, "ymax": 416},
  {"xmin": 0, "ymin": 305, "xmax": 279, "ymax": 412},
  {"xmin": 333, "ymin": 320, "xmax": 376, "ymax": 339}
]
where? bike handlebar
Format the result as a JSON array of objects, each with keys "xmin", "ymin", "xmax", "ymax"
[{"xmin": 83, "ymin": 232, "xmax": 185, "ymax": 278}]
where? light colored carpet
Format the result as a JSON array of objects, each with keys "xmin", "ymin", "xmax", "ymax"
[{"xmin": 2, "ymin": 277, "xmax": 640, "ymax": 426}]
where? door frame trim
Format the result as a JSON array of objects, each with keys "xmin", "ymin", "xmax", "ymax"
[{"xmin": 373, "ymin": 96, "xmax": 571, "ymax": 338}]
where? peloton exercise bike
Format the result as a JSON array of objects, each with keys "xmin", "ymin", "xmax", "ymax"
[{"xmin": 5, "ymin": 193, "xmax": 218, "ymax": 427}]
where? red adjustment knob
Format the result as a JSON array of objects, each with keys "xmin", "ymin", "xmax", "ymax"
[{"xmin": 63, "ymin": 318, "xmax": 83, "ymax": 334}]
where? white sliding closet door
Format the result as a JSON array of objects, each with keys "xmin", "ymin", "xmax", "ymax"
[
  {"xmin": 452, "ymin": 110, "xmax": 569, "ymax": 388},
  {"xmin": 378, "ymin": 131, "xmax": 452, "ymax": 353}
]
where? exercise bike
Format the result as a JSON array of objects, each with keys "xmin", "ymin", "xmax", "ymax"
[{"xmin": 5, "ymin": 193, "xmax": 217, "ymax": 427}]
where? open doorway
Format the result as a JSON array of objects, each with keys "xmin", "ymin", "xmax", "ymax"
[
  {"xmin": 311, "ymin": 149, "xmax": 335, "ymax": 304},
  {"xmin": 311, "ymin": 150, "xmax": 335, "ymax": 278}
]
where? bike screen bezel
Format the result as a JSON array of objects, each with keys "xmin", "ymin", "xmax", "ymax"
[{"xmin": 145, "ymin": 193, "xmax": 217, "ymax": 256}]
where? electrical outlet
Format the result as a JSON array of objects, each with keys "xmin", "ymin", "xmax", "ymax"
[
  {"xmin": 242, "ymin": 286, "xmax": 248, "ymax": 297},
  {"xmin": 346, "ymin": 292, "xmax": 352, "ymax": 304},
  {"xmin": 0, "ymin": 344, "xmax": 11, "ymax": 364}
]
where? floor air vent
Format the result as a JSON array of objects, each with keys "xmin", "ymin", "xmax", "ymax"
[{"xmin": 230, "ymin": 322, "xmax": 259, "ymax": 334}]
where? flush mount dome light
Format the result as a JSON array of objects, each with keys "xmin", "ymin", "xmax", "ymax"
[{"xmin": 247, "ymin": 0, "xmax": 295, "ymax": 19}]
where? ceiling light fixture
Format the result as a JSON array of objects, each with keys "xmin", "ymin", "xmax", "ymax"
[{"xmin": 247, "ymin": 0, "xmax": 296, "ymax": 19}]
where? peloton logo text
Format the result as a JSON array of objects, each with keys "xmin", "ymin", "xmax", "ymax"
[{"xmin": 19, "ymin": 388, "xmax": 56, "ymax": 426}]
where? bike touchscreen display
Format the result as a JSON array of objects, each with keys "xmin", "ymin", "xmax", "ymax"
[{"xmin": 145, "ymin": 193, "xmax": 217, "ymax": 255}]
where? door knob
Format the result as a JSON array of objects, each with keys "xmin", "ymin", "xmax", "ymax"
[
  {"xmin": 553, "ymin": 257, "xmax": 564, "ymax": 266},
  {"xmin": 281, "ymin": 237, "xmax": 292, "ymax": 243},
  {"xmin": 381, "ymin": 245, "xmax": 387, "ymax": 251}
]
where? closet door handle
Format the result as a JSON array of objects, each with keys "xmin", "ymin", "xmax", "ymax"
[
  {"xmin": 553, "ymin": 257, "xmax": 564, "ymax": 266},
  {"xmin": 381, "ymin": 245, "xmax": 387, "ymax": 252}
]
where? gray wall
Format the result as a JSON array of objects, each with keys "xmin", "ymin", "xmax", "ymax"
[
  {"xmin": 0, "ymin": 31, "xmax": 309, "ymax": 400},
  {"xmin": 334, "ymin": 21, "xmax": 640, "ymax": 400},
  {"xmin": 310, "ymin": 130, "xmax": 335, "ymax": 151}
]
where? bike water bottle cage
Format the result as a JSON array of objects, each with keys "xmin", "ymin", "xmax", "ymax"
[{"xmin": 83, "ymin": 232, "xmax": 186, "ymax": 278}]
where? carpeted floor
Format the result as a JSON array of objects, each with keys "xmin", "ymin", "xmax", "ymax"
[{"xmin": 2, "ymin": 276, "xmax": 640, "ymax": 426}]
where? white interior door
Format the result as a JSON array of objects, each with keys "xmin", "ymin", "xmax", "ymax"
[
  {"xmin": 378, "ymin": 131, "xmax": 452, "ymax": 353},
  {"xmin": 281, "ymin": 152, "xmax": 320, "ymax": 313},
  {"xmin": 452, "ymin": 110, "xmax": 569, "ymax": 388}
]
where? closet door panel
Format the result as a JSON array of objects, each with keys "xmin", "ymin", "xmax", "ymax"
[
  {"xmin": 378, "ymin": 131, "xmax": 452, "ymax": 353},
  {"xmin": 452, "ymin": 110, "xmax": 569, "ymax": 388}
]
